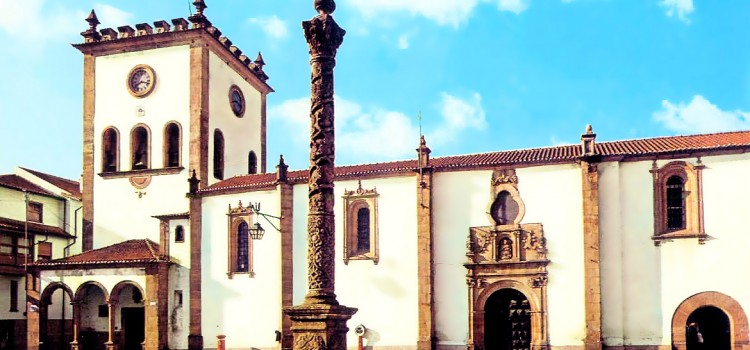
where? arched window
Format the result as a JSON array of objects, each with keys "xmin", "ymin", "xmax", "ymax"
[
  {"xmin": 164, "ymin": 122, "xmax": 181, "ymax": 168},
  {"xmin": 651, "ymin": 161, "xmax": 705, "ymax": 245},
  {"xmin": 237, "ymin": 221, "xmax": 249, "ymax": 272},
  {"xmin": 342, "ymin": 181, "xmax": 380, "ymax": 264},
  {"xmin": 131, "ymin": 125, "xmax": 150, "ymax": 170},
  {"xmin": 102, "ymin": 127, "xmax": 119, "ymax": 172},
  {"xmin": 248, "ymin": 151, "xmax": 258, "ymax": 174},
  {"xmin": 213, "ymin": 129, "xmax": 224, "ymax": 180},
  {"xmin": 666, "ymin": 175, "xmax": 685, "ymax": 230},
  {"xmin": 356, "ymin": 208, "xmax": 370, "ymax": 253},
  {"xmin": 174, "ymin": 225, "xmax": 185, "ymax": 243}
]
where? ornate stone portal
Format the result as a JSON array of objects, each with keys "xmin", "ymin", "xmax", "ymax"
[
  {"xmin": 465, "ymin": 169, "xmax": 550, "ymax": 350},
  {"xmin": 284, "ymin": 1, "xmax": 356, "ymax": 349}
]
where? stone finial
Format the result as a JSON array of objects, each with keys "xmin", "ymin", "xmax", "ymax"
[
  {"xmin": 276, "ymin": 155, "xmax": 289, "ymax": 183},
  {"xmin": 86, "ymin": 10, "xmax": 100, "ymax": 29},
  {"xmin": 417, "ymin": 135, "xmax": 431, "ymax": 168},
  {"xmin": 188, "ymin": 169, "xmax": 200, "ymax": 194},
  {"xmin": 254, "ymin": 52, "xmax": 266, "ymax": 67},
  {"xmin": 135, "ymin": 23, "xmax": 153, "ymax": 36},
  {"xmin": 81, "ymin": 10, "xmax": 102, "ymax": 43},
  {"xmin": 189, "ymin": 0, "xmax": 211, "ymax": 28},
  {"xmin": 314, "ymin": 0, "xmax": 336, "ymax": 14},
  {"xmin": 581, "ymin": 124, "xmax": 597, "ymax": 156},
  {"xmin": 117, "ymin": 25, "xmax": 136, "ymax": 38},
  {"xmin": 193, "ymin": 0, "xmax": 207, "ymax": 15}
]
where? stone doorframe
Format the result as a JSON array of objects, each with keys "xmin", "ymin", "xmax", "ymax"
[
  {"xmin": 671, "ymin": 291, "xmax": 750, "ymax": 350},
  {"xmin": 465, "ymin": 223, "xmax": 550, "ymax": 350}
]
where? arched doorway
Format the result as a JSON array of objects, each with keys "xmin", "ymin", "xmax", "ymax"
[
  {"xmin": 484, "ymin": 288, "xmax": 531, "ymax": 350},
  {"xmin": 40, "ymin": 283, "xmax": 74, "ymax": 350},
  {"xmin": 686, "ymin": 306, "xmax": 730, "ymax": 350},
  {"xmin": 75, "ymin": 282, "xmax": 109, "ymax": 350},
  {"xmin": 111, "ymin": 282, "xmax": 145, "ymax": 350},
  {"xmin": 671, "ymin": 291, "xmax": 749, "ymax": 350}
]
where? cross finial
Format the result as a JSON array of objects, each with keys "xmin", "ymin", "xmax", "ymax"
[{"xmin": 314, "ymin": 0, "xmax": 336, "ymax": 14}]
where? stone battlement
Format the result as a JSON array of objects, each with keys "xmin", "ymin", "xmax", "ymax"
[{"xmin": 76, "ymin": 3, "xmax": 268, "ymax": 83}]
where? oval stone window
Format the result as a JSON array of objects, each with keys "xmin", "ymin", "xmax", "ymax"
[{"xmin": 490, "ymin": 191, "xmax": 520, "ymax": 225}]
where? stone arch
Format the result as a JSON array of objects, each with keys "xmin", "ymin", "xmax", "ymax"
[
  {"xmin": 672, "ymin": 291, "xmax": 749, "ymax": 350},
  {"xmin": 472, "ymin": 279, "xmax": 547, "ymax": 350},
  {"xmin": 110, "ymin": 280, "xmax": 146, "ymax": 304},
  {"xmin": 74, "ymin": 281, "xmax": 109, "ymax": 303},
  {"xmin": 40, "ymin": 282, "xmax": 74, "ymax": 306}
]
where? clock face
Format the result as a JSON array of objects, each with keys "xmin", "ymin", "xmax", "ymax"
[
  {"xmin": 127, "ymin": 65, "xmax": 156, "ymax": 97},
  {"xmin": 229, "ymin": 85, "xmax": 245, "ymax": 117}
]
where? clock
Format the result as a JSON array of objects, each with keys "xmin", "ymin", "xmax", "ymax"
[
  {"xmin": 127, "ymin": 64, "xmax": 156, "ymax": 97},
  {"xmin": 229, "ymin": 85, "xmax": 245, "ymax": 117}
]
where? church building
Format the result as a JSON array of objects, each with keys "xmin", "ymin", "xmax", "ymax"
[{"xmin": 23, "ymin": 2, "xmax": 750, "ymax": 350}]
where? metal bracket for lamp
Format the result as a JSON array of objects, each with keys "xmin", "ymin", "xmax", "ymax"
[{"xmin": 248, "ymin": 202, "xmax": 281, "ymax": 240}]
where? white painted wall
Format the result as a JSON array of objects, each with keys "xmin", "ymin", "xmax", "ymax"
[
  {"xmin": 599, "ymin": 153, "xmax": 750, "ymax": 347},
  {"xmin": 333, "ymin": 176, "xmax": 419, "ymax": 348},
  {"xmin": 0, "ymin": 188, "xmax": 64, "ymax": 228},
  {"xmin": 168, "ymin": 218, "xmax": 191, "ymax": 265},
  {"xmin": 0, "ymin": 277, "xmax": 25, "ymax": 320},
  {"xmin": 93, "ymin": 45, "xmax": 192, "ymax": 248},
  {"xmin": 200, "ymin": 189, "xmax": 283, "ymax": 349},
  {"xmin": 168, "ymin": 265, "xmax": 190, "ymax": 349},
  {"xmin": 207, "ymin": 51, "xmax": 264, "ymax": 185},
  {"xmin": 46, "ymin": 287, "xmax": 73, "ymax": 320},
  {"xmin": 432, "ymin": 169, "xmax": 491, "ymax": 347}
]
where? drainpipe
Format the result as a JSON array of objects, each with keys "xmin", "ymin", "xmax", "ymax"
[{"xmin": 64, "ymin": 206, "xmax": 83, "ymax": 257}]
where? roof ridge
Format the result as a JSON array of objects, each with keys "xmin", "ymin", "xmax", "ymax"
[
  {"xmin": 597, "ymin": 129, "xmax": 750, "ymax": 145},
  {"xmin": 19, "ymin": 167, "xmax": 79, "ymax": 184}
]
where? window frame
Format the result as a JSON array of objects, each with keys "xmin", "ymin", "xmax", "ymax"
[
  {"xmin": 9, "ymin": 280, "xmax": 18, "ymax": 312},
  {"xmin": 213, "ymin": 129, "xmax": 225, "ymax": 180},
  {"xmin": 163, "ymin": 122, "xmax": 182, "ymax": 168},
  {"xmin": 227, "ymin": 202, "xmax": 255, "ymax": 278},
  {"xmin": 174, "ymin": 225, "xmax": 185, "ymax": 243},
  {"xmin": 27, "ymin": 202, "xmax": 43, "ymax": 223},
  {"xmin": 342, "ymin": 181, "xmax": 379, "ymax": 265},
  {"xmin": 130, "ymin": 124, "xmax": 151, "ymax": 170},
  {"xmin": 101, "ymin": 126, "xmax": 120, "ymax": 172},
  {"xmin": 37, "ymin": 241, "xmax": 52, "ymax": 261},
  {"xmin": 651, "ymin": 160, "xmax": 706, "ymax": 245}
]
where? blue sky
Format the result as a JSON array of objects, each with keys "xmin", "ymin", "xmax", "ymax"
[{"xmin": 0, "ymin": 0, "xmax": 748, "ymax": 180}]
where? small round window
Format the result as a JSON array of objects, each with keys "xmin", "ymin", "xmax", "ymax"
[{"xmin": 229, "ymin": 85, "xmax": 245, "ymax": 117}]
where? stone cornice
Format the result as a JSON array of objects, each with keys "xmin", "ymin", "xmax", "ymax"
[{"xmin": 73, "ymin": 21, "xmax": 273, "ymax": 94}]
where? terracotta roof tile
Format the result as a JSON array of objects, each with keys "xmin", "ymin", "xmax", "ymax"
[
  {"xmin": 30, "ymin": 239, "xmax": 164, "ymax": 267},
  {"xmin": 0, "ymin": 175, "xmax": 59, "ymax": 198},
  {"xmin": 200, "ymin": 130, "xmax": 750, "ymax": 194},
  {"xmin": 19, "ymin": 167, "xmax": 81, "ymax": 200},
  {"xmin": 0, "ymin": 217, "xmax": 73, "ymax": 238}
]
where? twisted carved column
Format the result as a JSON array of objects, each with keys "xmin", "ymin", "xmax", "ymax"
[
  {"xmin": 285, "ymin": 2, "xmax": 356, "ymax": 350},
  {"xmin": 303, "ymin": 0, "xmax": 345, "ymax": 305}
]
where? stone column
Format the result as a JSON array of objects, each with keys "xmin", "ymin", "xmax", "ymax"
[
  {"xmin": 104, "ymin": 299, "xmax": 116, "ymax": 350},
  {"xmin": 284, "ymin": 1, "xmax": 356, "ymax": 349},
  {"xmin": 70, "ymin": 301, "xmax": 81, "ymax": 350}
]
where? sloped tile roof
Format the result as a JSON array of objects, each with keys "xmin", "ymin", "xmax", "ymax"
[
  {"xmin": 199, "ymin": 130, "xmax": 750, "ymax": 195},
  {"xmin": 0, "ymin": 217, "xmax": 73, "ymax": 238},
  {"xmin": 30, "ymin": 239, "xmax": 164, "ymax": 267},
  {"xmin": 19, "ymin": 167, "xmax": 81, "ymax": 200},
  {"xmin": 0, "ymin": 175, "xmax": 59, "ymax": 198}
]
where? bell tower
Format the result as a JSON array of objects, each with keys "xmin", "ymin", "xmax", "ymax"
[{"xmin": 74, "ymin": 1, "xmax": 273, "ymax": 250}]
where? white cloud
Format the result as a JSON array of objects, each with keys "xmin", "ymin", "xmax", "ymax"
[
  {"xmin": 247, "ymin": 15, "xmax": 289, "ymax": 39},
  {"xmin": 270, "ymin": 92, "xmax": 486, "ymax": 164},
  {"xmin": 431, "ymin": 92, "xmax": 487, "ymax": 143},
  {"xmin": 659, "ymin": 0, "xmax": 694, "ymax": 24},
  {"xmin": 397, "ymin": 35, "xmax": 409, "ymax": 49},
  {"xmin": 93, "ymin": 3, "xmax": 133, "ymax": 27},
  {"xmin": 0, "ymin": 0, "xmax": 88, "ymax": 46},
  {"xmin": 653, "ymin": 95, "xmax": 750, "ymax": 133},
  {"xmin": 344, "ymin": 0, "xmax": 480, "ymax": 28},
  {"xmin": 497, "ymin": 0, "xmax": 528, "ymax": 14}
]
